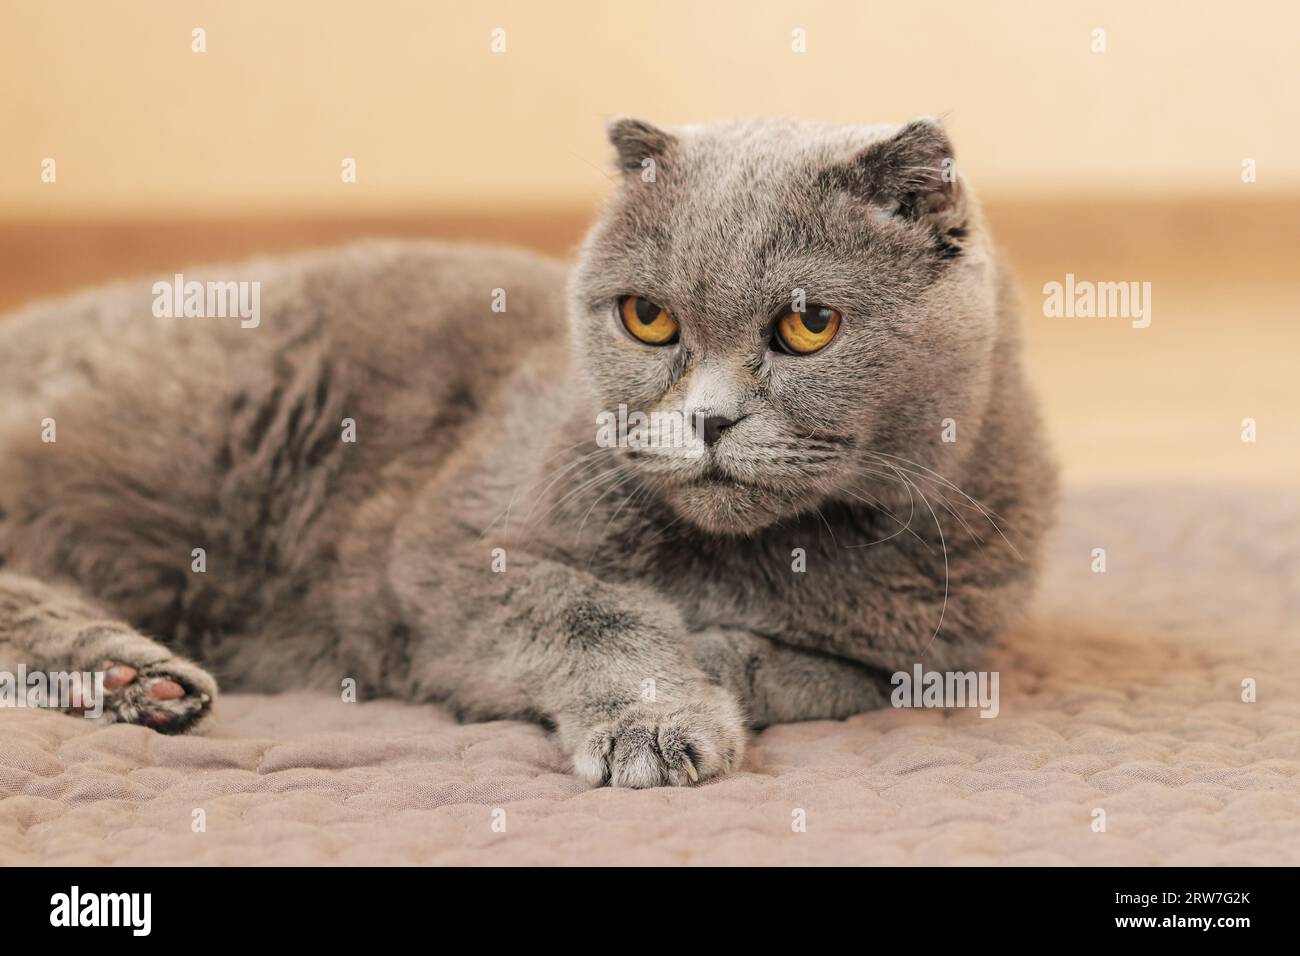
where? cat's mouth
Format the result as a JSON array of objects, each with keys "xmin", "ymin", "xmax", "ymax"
[
  {"xmin": 622, "ymin": 448, "xmax": 760, "ymax": 489},
  {"xmin": 690, "ymin": 464, "xmax": 752, "ymax": 489},
  {"xmin": 663, "ymin": 468, "xmax": 793, "ymax": 534},
  {"xmin": 625, "ymin": 445, "xmax": 834, "ymax": 532}
]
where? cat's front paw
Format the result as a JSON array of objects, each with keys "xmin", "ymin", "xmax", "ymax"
[{"xmin": 570, "ymin": 688, "xmax": 746, "ymax": 788}]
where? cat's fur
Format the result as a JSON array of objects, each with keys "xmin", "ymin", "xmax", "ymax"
[{"xmin": 0, "ymin": 117, "xmax": 1055, "ymax": 787}]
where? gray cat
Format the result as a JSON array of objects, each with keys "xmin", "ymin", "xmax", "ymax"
[{"xmin": 0, "ymin": 117, "xmax": 1055, "ymax": 787}]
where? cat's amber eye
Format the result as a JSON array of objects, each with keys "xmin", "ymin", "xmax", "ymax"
[
  {"xmin": 774, "ymin": 305, "xmax": 842, "ymax": 355},
  {"xmin": 619, "ymin": 296, "xmax": 679, "ymax": 345}
]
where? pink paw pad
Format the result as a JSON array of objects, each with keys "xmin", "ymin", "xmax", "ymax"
[
  {"xmin": 104, "ymin": 664, "xmax": 137, "ymax": 690},
  {"xmin": 101, "ymin": 664, "xmax": 185, "ymax": 700},
  {"xmin": 148, "ymin": 679, "xmax": 185, "ymax": 701}
]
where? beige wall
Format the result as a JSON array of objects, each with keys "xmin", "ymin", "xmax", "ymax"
[{"xmin": 2, "ymin": 0, "xmax": 1297, "ymax": 217}]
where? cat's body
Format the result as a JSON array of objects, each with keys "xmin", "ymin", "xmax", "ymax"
[{"xmin": 0, "ymin": 117, "xmax": 1055, "ymax": 786}]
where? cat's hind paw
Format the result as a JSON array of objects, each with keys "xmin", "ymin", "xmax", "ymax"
[{"xmin": 72, "ymin": 653, "xmax": 217, "ymax": 734}]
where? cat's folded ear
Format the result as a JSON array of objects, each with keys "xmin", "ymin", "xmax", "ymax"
[
  {"xmin": 828, "ymin": 118, "xmax": 965, "ymax": 229},
  {"xmin": 607, "ymin": 117, "xmax": 675, "ymax": 174}
]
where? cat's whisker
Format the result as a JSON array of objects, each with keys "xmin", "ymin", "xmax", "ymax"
[
  {"xmin": 484, "ymin": 445, "xmax": 601, "ymax": 539},
  {"xmin": 528, "ymin": 458, "xmax": 629, "ymax": 532},
  {"xmin": 586, "ymin": 484, "xmax": 647, "ymax": 569},
  {"xmin": 865, "ymin": 450, "xmax": 1010, "ymax": 523},
  {"xmin": 812, "ymin": 505, "xmax": 839, "ymax": 549},
  {"xmin": 886, "ymin": 467, "xmax": 950, "ymax": 657},
  {"xmin": 929, "ymin": 491, "xmax": 986, "ymax": 548},
  {"xmin": 518, "ymin": 447, "xmax": 611, "ymax": 526},
  {"xmin": 482, "ymin": 438, "xmax": 598, "ymax": 540},
  {"xmin": 632, "ymin": 504, "xmax": 688, "ymax": 552},
  {"xmin": 502, "ymin": 456, "xmax": 612, "ymax": 546},
  {"xmin": 863, "ymin": 451, "xmax": 1020, "ymax": 560},
  {"xmin": 574, "ymin": 466, "xmax": 638, "ymax": 542},
  {"xmin": 600, "ymin": 473, "xmax": 653, "ymax": 541},
  {"xmin": 847, "ymin": 462, "xmax": 986, "ymax": 549},
  {"xmin": 839, "ymin": 468, "xmax": 927, "ymax": 550}
]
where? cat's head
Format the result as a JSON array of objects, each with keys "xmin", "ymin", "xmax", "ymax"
[{"xmin": 569, "ymin": 117, "xmax": 1001, "ymax": 535}]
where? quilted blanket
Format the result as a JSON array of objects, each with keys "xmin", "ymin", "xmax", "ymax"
[{"xmin": 2, "ymin": 485, "xmax": 1297, "ymax": 865}]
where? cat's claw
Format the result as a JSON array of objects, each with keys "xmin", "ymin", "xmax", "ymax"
[
  {"xmin": 683, "ymin": 755, "xmax": 699, "ymax": 784},
  {"xmin": 570, "ymin": 691, "xmax": 746, "ymax": 789}
]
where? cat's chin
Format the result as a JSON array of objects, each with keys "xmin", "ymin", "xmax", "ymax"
[{"xmin": 663, "ymin": 477, "xmax": 795, "ymax": 536}]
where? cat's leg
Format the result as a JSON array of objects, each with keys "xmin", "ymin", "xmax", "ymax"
[
  {"xmin": 0, "ymin": 571, "xmax": 216, "ymax": 732},
  {"xmin": 385, "ymin": 549, "xmax": 745, "ymax": 788},
  {"xmin": 687, "ymin": 627, "xmax": 893, "ymax": 728}
]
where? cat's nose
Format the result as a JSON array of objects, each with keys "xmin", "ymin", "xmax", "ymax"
[{"xmin": 698, "ymin": 414, "xmax": 740, "ymax": 447}]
